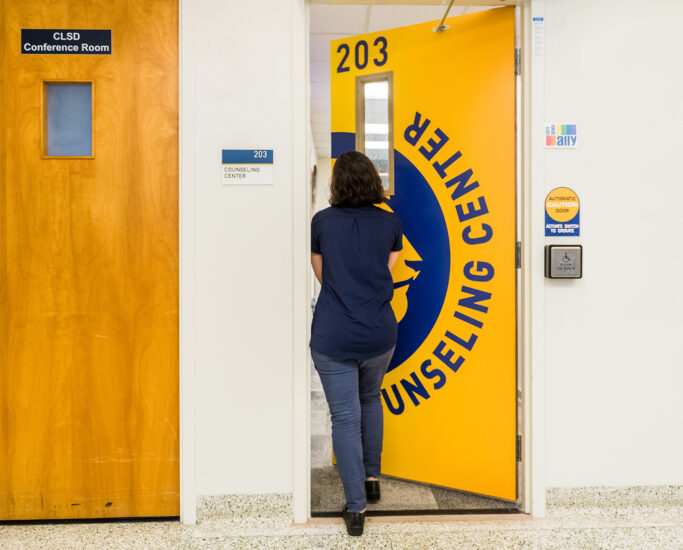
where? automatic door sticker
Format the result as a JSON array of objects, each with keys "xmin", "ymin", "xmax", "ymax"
[
  {"xmin": 545, "ymin": 187, "xmax": 580, "ymax": 236},
  {"xmin": 545, "ymin": 123, "xmax": 577, "ymax": 148}
]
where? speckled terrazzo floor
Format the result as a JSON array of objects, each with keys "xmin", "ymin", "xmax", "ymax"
[{"xmin": 0, "ymin": 487, "xmax": 682, "ymax": 549}]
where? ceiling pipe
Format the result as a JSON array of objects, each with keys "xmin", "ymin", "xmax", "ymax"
[{"xmin": 433, "ymin": 0, "xmax": 455, "ymax": 32}]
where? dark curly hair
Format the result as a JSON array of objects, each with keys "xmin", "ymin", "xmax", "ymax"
[{"xmin": 329, "ymin": 151, "xmax": 385, "ymax": 207}]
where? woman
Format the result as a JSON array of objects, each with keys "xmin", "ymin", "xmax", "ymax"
[{"xmin": 310, "ymin": 151, "xmax": 402, "ymax": 537}]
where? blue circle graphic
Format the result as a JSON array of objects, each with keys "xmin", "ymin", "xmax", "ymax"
[{"xmin": 386, "ymin": 150, "xmax": 450, "ymax": 372}]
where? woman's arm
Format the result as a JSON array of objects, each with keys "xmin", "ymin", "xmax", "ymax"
[
  {"xmin": 388, "ymin": 251, "xmax": 400, "ymax": 272},
  {"xmin": 311, "ymin": 253, "xmax": 323, "ymax": 284}
]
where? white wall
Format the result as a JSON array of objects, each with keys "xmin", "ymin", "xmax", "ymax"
[
  {"xmin": 193, "ymin": 0, "xmax": 300, "ymax": 494},
  {"xmin": 186, "ymin": 0, "xmax": 683, "ymax": 499},
  {"xmin": 543, "ymin": 0, "xmax": 683, "ymax": 487},
  {"xmin": 312, "ymin": 157, "xmax": 331, "ymax": 301},
  {"xmin": 313, "ymin": 156, "xmax": 331, "ymax": 215}
]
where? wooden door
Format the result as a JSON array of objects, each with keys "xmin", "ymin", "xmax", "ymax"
[
  {"xmin": 330, "ymin": 7, "xmax": 517, "ymax": 500},
  {"xmin": 0, "ymin": 0, "xmax": 179, "ymax": 520}
]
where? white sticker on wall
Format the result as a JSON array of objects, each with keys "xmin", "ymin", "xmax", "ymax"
[
  {"xmin": 222, "ymin": 149, "xmax": 274, "ymax": 185},
  {"xmin": 533, "ymin": 17, "xmax": 544, "ymax": 56}
]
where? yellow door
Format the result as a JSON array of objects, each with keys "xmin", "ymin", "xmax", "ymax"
[
  {"xmin": 0, "ymin": 0, "xmax": 179, "ymax": 519},
  {"xmin": 331, "ymin": 7, "xmax": 517, "ymax": 500}
]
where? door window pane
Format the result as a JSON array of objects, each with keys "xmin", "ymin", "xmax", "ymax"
[
  {"xmin": 356, "ymin": 73, "xmax": 393, "ymax": 193},
  {"xmin": 45, "ymin": 83, "xmax": 92, "ymax": 157},
  {"xmin": 364, "ymin": 81, "xmax": 390, "ymax": 189}
]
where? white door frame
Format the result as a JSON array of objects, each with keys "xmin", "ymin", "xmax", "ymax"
[
  {"xmin": 291, "ymin": 0, "xmax": 546, "ymax": 522},
  {"xmin": 520, "ymin": 0, "xmax": 546, "ymax": 518},
  {"xmin": 292, "ymin": 0, "xmax": 313, "ymax": 526},
  {"xmin": 177, "ymin": 0, "xmax": 546, "ymax": 525}
]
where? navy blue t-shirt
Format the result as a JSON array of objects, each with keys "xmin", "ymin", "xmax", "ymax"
[{"xmin": 310, "ymin": 205, "xmax": 403, "ymax": 359}]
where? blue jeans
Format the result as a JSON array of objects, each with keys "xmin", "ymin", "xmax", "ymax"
[{"xmin": 311, "ymin": 346, "xmax": 395, "ymax": 513}]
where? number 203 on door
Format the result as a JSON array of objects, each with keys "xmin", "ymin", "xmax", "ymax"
[{"xmin": 336, "ymin": 36, "xmax": 388, "ymax": 73}]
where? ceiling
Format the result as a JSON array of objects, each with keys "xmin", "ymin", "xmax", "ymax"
[{"xmin": 309, "ymin": 3, "xmax": 493, "ymax": 158}]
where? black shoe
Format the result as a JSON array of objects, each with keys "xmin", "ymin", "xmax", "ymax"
[
  {"xmin": 342, "ymin": 506, "xmax": 365, "ymax": 536},
  {"xmin": 365, "ymin": 479, "xmax": 380, "ymax": 503}
]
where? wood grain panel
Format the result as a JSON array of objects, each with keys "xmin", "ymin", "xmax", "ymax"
[{"xmin": 0, "ymin": 0, "xmax": 179, "ymax": 520}]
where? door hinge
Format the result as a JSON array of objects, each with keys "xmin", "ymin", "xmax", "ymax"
[
  {"xmin": 515, "ymin": 47, "xmax": 522, "ymax": 75},
  {"xmin": 515, "ymin": 241, "xmax": 522, "ymax": 269},
  {"xmin": 516, "ymin": 434, "xmax": 522, "ymax": 462}
]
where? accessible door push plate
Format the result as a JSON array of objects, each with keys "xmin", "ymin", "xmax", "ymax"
[{"xmin": 545, "ymin": 245, "xmax": 582, "ymax": 279}]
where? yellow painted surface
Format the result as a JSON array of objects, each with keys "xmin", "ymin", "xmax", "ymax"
[
  {"xmin": 331, "ymin": 7, "xmax": 516, "ymax": 500},
  {"xmin": 0, "ymin": 0, "xmax": 179, "ymax": 519}
]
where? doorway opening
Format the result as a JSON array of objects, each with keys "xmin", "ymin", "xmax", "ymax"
[{"xmin": 308, "ymin": 2, "xmax": 524, "ymax": 517}]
